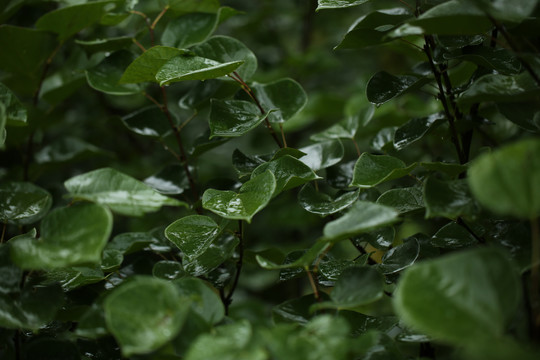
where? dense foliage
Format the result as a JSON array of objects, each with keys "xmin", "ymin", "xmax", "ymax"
[{"xmin": 1, "ymin": 0, "xmax": 540, "ymax": 359}]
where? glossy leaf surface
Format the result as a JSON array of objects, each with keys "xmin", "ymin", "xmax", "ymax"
[
  {"xmin": 202, "ymin": 170, "xmax": 275, "ymax": 222},
  {"xmin": 256, "ymin": 241, "xmax": 330, "ymax": 270},
  {"xmin": 323, "ymin": 201, "xmax": 399, "ymax": 242},
  {"xmin": 156, "ymin": 55, "xmax": 243, "ymax": 85},
  {"xmin": 0, "ymin": 182, "xmax": 52, "ymax": 225},
  {"xmin": 174, "ymin": 277, "xmax": 224, "ymax": 325},
  {"xmin": 34, "ymin": 137, "xmax": 110, "ymax": 164},
  {"xmin": 317, "ymin": 0, "xmax": 371, "ymax": 10},
  {"xmin": 298, "ymin": 184, "xmax": 359, "ymax": 216},
  {"xmin": 351, "ymin": 153, "xmax": 416, "ymax": 188},
  {"xmin": 209, "ymin": 99, "xmax": 270, "ymax": 138},
  {"xmin": 377, "ymin": 238, "xmax": 420, "ymax": 274},
  {"xmin": 0, "ymin": 82, "xmax": 26, "ymax": 126},
  {"xmin": 161, "ymin": 12, "xmax": 218, "ymax": 48},
  {"xmin": 424, "ymin": 177, "xmax": 478, "ymax": 219},
  {"xmin": 104, "ymin": 276, "xmax": 190, "ymax": 356},
  {"xmin": 165, "ymin": 215, "xmax": 221, "ymax": 259},
  {"xmin": 10, "ymin": 203, "xmax": 112, "ymax": 269},
  {"xmin": 376, "ymin": 187, "xmax": 424, "ymax": 214},
  {"xmin": 183, "ymin": 234, "xmax": 239, "ymax": 276},
  {"xmin": 298, "ymin": 140, "xmax": 344, "ymax": 171},
  {"xmin": 252, "ymin": 78, "xmax": 308, "ymax": 123},
  {"xmin": 120, "ymin": 46, "xmax": 187, "ymax": 84},
  {"xmin": 86, "ymin": 51, "xmax": 141, "ymax": 95},
  {"xmin": 121, "ymin": 106, "xmax": 171, "ymax": 138},
  {"xmin": 144, "ymin": 164, "xmax": 190, "ymax": 195},
  {"xmin": 64, "ymin": 168, "xmax": 186, "ymax": 216},
  {"xmin": 367, "ymin": 72, "xmax": 428, "ymax": 106},
  {"xmin": 431, "ymin": 222, "xmax": 478, "ymax": 249},
  {"xmin": 393, "ymin": 113, "xmax": 445, "ymax": 150}
]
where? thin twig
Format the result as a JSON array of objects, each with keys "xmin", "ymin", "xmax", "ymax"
[
  {"xmin": 352, "ymin": 138, "xmax": 361, "ymax": 157},
  {"xmin": 531, "ymin": 217, "xmax": 540, "ymax": 340},
  {"xmin": 0, "ymin": 222, "xmax": 6, "ymax": 243},
  {"xmin": 151, "ymin": 6, "xmax": 169, "ymax": 30},
  {"xmin": 225, "ymin": 221, "xmax": 245, "ymax": 314},
  {"xmin": 306, "ymin": 268, "xmax": 320, "ymax": 300}
]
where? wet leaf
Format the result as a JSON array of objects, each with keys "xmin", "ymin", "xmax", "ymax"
[
  {"xmin": 183, "ymin": 233, "xmax": 239, "ymax": 276},
  {"xmin": 431, "ymin": 222, "xmax": 478, "ymax": 249},
  {"xmin": 367, "ymin": 71, "xmax": 429, "ymax": 106},
  {"xmin": 252, "ymin": 78, "xmax": 308, "ymax": 123},
  {"xmin": 256, "ymin": 241, "xmax": 330, "ymax": 270},
  {"xmin": 376, "ymin": 187, "xmax": 424, "ymax": 215},
  {"xmin": 467, "ymin": 0, "xmax": 539, "ymax": 23},
  {"xmin": 273, "ymin": 293, "xmax": 330, "ymax": 324},
  {"xmin": 0, "ymin": 82, "xmax": 26, "ymax": 126},
  {"xmin": 298, "ymin": 140, "xmax": 344, "ymax": 171},
  {"xmin": 424, "ymin": 177, "xmax": 479, "ymax": 219},
  {"xmin": 34, "ymin": 137, "xmax": 110, "ymax": 164},
  {"xmin": 376, "ymin": 237, "xmax": 420, "ymax": 274},
  {"xmin": 298, "ymin": 183, "xmax": 359, "ymax": 216},
  {"xmin": 174, "ymin": 277, "xmax": 224, "ymax": 325},
  {"xmin": 351, "ymin": 153, "xmax": 417, "ymax": 188},
  {"xmin": 443, "ymin": 46, "xmax": 520, "ymax": 75},
  {"xmin": 353, "ymin": 226, "xmax": 395, "ymax": 250},
  {"xmin": 156, "ymin": 55, "xmax": 243, "ymax": 85},
  {"xmin": 153, "ymin": 261, "xmax": 185, "ymax": 280},
  {"xmin": 0, "ymin": 182, "xmax": 52, "ymax": 225},
  {"xmin": 393, "ymin": 113, "xmax": 445, "ymax": 150},
  {"xmin": 317, "ymin": 0, "xmax": 371, "ymax": 10},
  {"xmin": 209, "ymin": 99, "xmax": 271, "ymax": 138},
  {"xmin": 161, "ymin": 12, "xmax": 218, "ymax": 48},
  {"xmin": 86, "ymin": 51, "xmax": 141, "ymax": 95},
  {"xmin": 165, "ymin": 215, "xmax": 221, "ymax": 259},
  {"xmin": 120, "ymin": 46, "xmax": 188, "ymax": 84},
  {"xmin": 144, "ymin": 164, "xmax": 190, "ymax": 195}
]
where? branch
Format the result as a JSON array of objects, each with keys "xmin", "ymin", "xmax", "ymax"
[{"xmin": 224, "ymin": 220, "xmax": 245, "ymax": 314}]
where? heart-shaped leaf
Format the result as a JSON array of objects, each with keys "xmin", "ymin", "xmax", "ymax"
[
  {"xmin": 298, "ymin": 183, "xmax": 359, "ymax": 216},
  {"xmin": 209, "ymin": 99, "xmax": 271, "ymax": 138},
  {"xmin": 202, "ymin": 170, "xmax": 276, "ymax": 222},
  {"xmin": 65, "ymin": 168, "xmax": 186, "ymax": 216},
  {"xmin": 165, "ymin": 215, "xmax": 221, "ymax": 259},
  {"xmin": 10, "ymin": 203, "xmax": 112, "ymax": 269},
  {"xmin": 351, "ymin": 153, "xmax": 417, "ymax": 188},
  {"xmin": 0, "ymin": 182, "xmax": 52, "ymax": 225}
]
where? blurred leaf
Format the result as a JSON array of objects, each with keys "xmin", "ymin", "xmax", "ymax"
[
  {"xmin": 319, "ymin": 257, "xmax": 367, "ymax": 281},
  {"xmin": 351, "ymin": 153, "xmax": 417, "ymax": 188},
  {"xmin": 45, "ymin": 266, "xmax": 105, "ymax": 291},
  {"xmin": 468, "ymin": 138, "xmax": 540, "ymax": 218},
  {"xmin": 167, "ymin": 0, "xmax": 220, "ymax": 15},
  {"xmin": 209, "ymin": 99, "xmax": 271, "ymax": 138},
  {"xmin": 317, "ymin": 0, "xmax": 371, "ymax": 10},
  {"xmin": 10, "ymin": 203, "xmax": 112, "ymax": 269},
  {"xmin": 165, "ymin": 215, "xmax": 221, "ymax": 258},
  {"xmin": 153, "ymin": 260, "xmax": 185, "ymax": 280},
  {"xmin": 232, "ymin": 149, "xmax": 266, "ymax": 178},
  {"xmin": 424, "ymin": 177, "xmax": 478, "ymax": 219},
  {"xmin": 156, "ymin": 55, "xmax": 243, "ymax": 85},
  {"xmin": 35, "ymin": 137, "xmax": 111, "ymax": 164},
  {"xmin": 0, "ymin": 82, "xmax": 26, "ymax": 126},
  {"xmin": 394, "ymin": 248, "xmax": 521, "ymax": 344},
  {"xmin": 377, "ymin": 187, "xmax": 424, "ymax": 215},
  {"xmin": 393, "ymin": 113, "xmax": 445, "ymax": 150},
  {"xmin": 106, "ymin": 232, "xmax": 155, "ymax": 255},
  {"xmin": 376, "ymin": 237, "xmax": 420, "ymax": 274},
  {"xmin": 0, "ymin": 244, "xmax": 21, "ymax": 295},
  {"xmin": 273, "ymin": 293, "xmax": 330, "ymax": 324},
  {"xmin": 65, "ymin": 168, "xmax": 186, "ymax": 216},
  {"xmin": 498, "ymin": 102, "xmax": 540, "ymax": 132},
  {"xmin": 311, "ymin": 112, "xmax": 373, "ymax": 141},
  {"xmin": 144, "ymin": 164, "xmax": 190, "ymax": 195},
  {"xmin": 202, "ymin": 170, "xmax": 275, "ymax": 222},
  {"xmin": 323, "ymin": 201, "xmax": 399, "ymax": 242},
  {"xmin": 298, "ymin": 183, "xmax": 359, "ymax": 216},
  {"xmin": 174, "ymin": 277, "xmax": 224, "ymax": 325},
  {"xmin": 75, "ymin": 36, "xmax": 133, "ymax": 54},
  {"xmin": 101, "ymin": 248, "xmax": 123, "ymax": 272},
  {"xmin": 419, "ymin": 161, "xmax": 468, "ymax": 177},
  {"xmin": 256, "ymin": 241, "xmax": 330, "ymax": 270},
  {"xmin": 466, "ymin": 0, "xmax": 539, "ymax": 23},
  {"xmin": 443, "ymin": 46, "xmax": 520, "ymax": 75},
  {"xmin": 161, "ymin": 12, "xmax": 218, "ymax": 48},
  {"xmin": 104, "ymin": 276, "xmax": 190, "ymax": 357},
  {"xmin": 86, "ymin": 50, "xmax": 142, "ymax": 95},
  {"xmin": 353, "ymin": 226, "xmax": 395, "ymax": 250},
  {"xmin": 121, "ymin": 106, "xmax": 171, "ymax": 138},
  {"xmin": 252, "ymin": 78, "xmax": 308, "ymax": 123},
  {"xmin": 299, "ymin": 140, "xmax": 344, "ymax": 171},
  {"xmin": 431, "ymin": 221, "xmax": 478, "ymax": 248},
  {"xmin": 367, "ymin": 71, "xmax": 429, "ymax": 106},
  {"xmin": 120, "ymin": 46, "xmax": 187, "ymax": 84},
  {"xmin": 0, "ymin": 182, "xmax": 52, "ymax": 225}
]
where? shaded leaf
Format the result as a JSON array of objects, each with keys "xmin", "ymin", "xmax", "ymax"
[
  {"xmin": 86, "ymin": 50, "xmax": 142, "ymax": 95},
  {"xmin": 376, "ymin": 187, "xmax": 424, "ymax": 215},
  {"xmin": 498, "ymin": 102, "xmax": 540, "ymax": 132},
  {"xmin": 144, "ymin": 164, "xmax": 190, "ymax": 195},
  {"xmin": 431, "ymin": 222, "xmax": 478, "ymax": 249},
  {"xmin": 273, "ymin": 293, "xmax": 330, "ymax": 325},
  {"xmin": 351, "ymin": 153, "xmax": 417, "ymax": 188},
  {"xmin": 376, "ymin": 237, "xmax": 420, "ymax": 274},
  {"xmin": 232, "ymin": 149, "xmax": 266, "ymax": 178},
  {"xmin": 443, "ymin": 46, "xmax": 520, "ymax": 75},
  {"xmin": 299, "ymin": 140, "xmax": 344, "ymax": 171},
  {"xmin": 0, "ymin": 182, "xmax": 52, "ymax": 225},
  {"xmin": 75, "ymin": 36, "xmax": 133, "ymax": 54},
  {"xmin": 183, "ymin": 233, "xmax": 239, "ymax": 276},
  {"xmin": 298, "ymin": 183, "xmax": 359, "ymax": 216},
  {"xmin": 353, "ymin": 226, "xmax": 395, "ymax": 250},
  {"xmin": 0, "ymin": 82, "xmax": 26, "ymax": 126},
  {"xmin": 45, "ymin": 266, "xmax": 105, "ymax": 291},
  {"xmin": 252, "ymin": 78, "xmax": 308, "ymax": 123},
  {"xmin": 161, "ymin": 12, "xmax": 218, "ymax": 48},
  {"xmin": 393, "ymin": 113, "xmax": 445, "ymax": 150},
  {"xmin": 419, "ymin": 161, "xmax": 468, "ymax": 177},
  {"xmin": 467, "ymin": 0, "xmax": 539, "ymax": 23},
  {"xmin": 153, "ymin": 260, "xmax": 185, "ymax": 280},
  {"xmin": 424, "ymin": 177, "xmax": 479, "ymax": 219},
  {"xmin": 35, "ymin": 136, "xmax": 111, "ymax": 164},
  {"xmin": 120, "ymin": 46, "xmax": 187, "ymax": 84},
  {"xmin": 209, "ymin": 99, "xmax": 271, "ymax": 138},
  {"xmin": 367, "ymin": 71, "xmax": 429, "ymax": 106},
  {"xmin": 121, "ymin": 106, "xmax": 171, "ymax": 138},
  {"xmin": 256, "ymin": 241, "xmax": 330, "ymax": 270},
  {"xmin": 167, "ymin": 0, "xmax": 220, "ymax": 15},
  {"xmin": 317, "ymin": 0, "xmax": 371, "ymax": 10},
  {"xmin": 165, "ymin": 215, "xmax": 221, "ymax": 259},
  {"xmin": 174, "ymin": 277, "xmax": 224, "ymax": 325}
]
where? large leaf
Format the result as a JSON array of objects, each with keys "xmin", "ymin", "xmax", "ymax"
[
  {"xmin": 424, "ymin": 177, "xmax": 478, "ymax": 219},
  {"xmin": 351, "ymin": 153, "xmax": 417, "ymax": 188},
  {"xmin": 298, "ymin": 184, "xmax": 359, "ymax": 216},
  {"xmin": 393, "ymin": 113, "xmax": 445, "ymax": 150},
  {"xmin": 323, "ymin": 201, "xmax": 399, "ymax": 242},
  {"xmin": 0, "ymin": 182, "xmax": 52, "ymax": 225},
  {"xmin": 299, "ymin": 140, "xmax": 344, "ymax": 171},
  {"xmin": 161, "ymin": 12, "xmax": 218, "ymax": 48},
  {"xmin": 119, "ymin": 46, "xmax": 187, "ymax": 84},
  {"xmin": 64, "ymin": 168, "xmax": 186, "ymax": 216},
  {"xmin": 156, "ymin": 55, "xmax": 244, "ymax": 85},
  {"xmin": 209, "ymin": 99, "xmax": 271, "ymax": 138},
  {"xmin": 191, "ymin": 35, "xmax": 257, "ymax": 80},
  {"xmin": 394, "ymin": 248, "xmax": 521, "ymax": 344},
  {"xmin": 251, "ymin": 155, "xmax": 320, "ymax": 195},
  {"xmin": 317, "ymin": 0, "xmax": 371, "ymax": 10},
  {"xmin": 165, "ymin": 215, "xmax": 221, "ymax": 259},
  {"xmin": 9, "ymin": 203, "xmax": 112, "ymax": 269},
  {"xmin": 0, "ymin": 82, "xmax": 27, "ymax": 126},
  {"xmin": 86, "ymin": 51, "xmax": 142, "ymax": 95},
  {"xmin": 468, "ymin": 138, "xmax": 540, "ymax": 218},
  {"xmin": 252, "ymin": 78, "xmax": 308, "ymax": 123},
  {"xmin": 35, "ymin": 1, "xmax": 119, "ymax": 41},
  {"xmin": 367, "ymin": 71, "xmax": 428, "ymax": 106},
  {"xmin": 202, "ymin": 170, "xmax": 276, "ymax": 222},
  {"xmin": 104, "ymin": 276, "xmax": 190, "ymax": 357}
]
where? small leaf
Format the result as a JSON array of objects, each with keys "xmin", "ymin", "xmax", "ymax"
[
  {"xmin": 86, "ymin": 51, "xmax": 142, "ymax": 95},
  {"xmin": 376, "ymin": 237, "xmax": 420, "ymax": 274},
  {"xmin": 34, "ymin": 136, "xmax": 111, "ymax": 164},
  {"xmin": 468, "ymin": 138, "xmax": 540, "ymax": 218},
  {"xmin": 75, "ymin": 36, "xmax": 133, "ymax": 54},
  {"xmin": 319, "ymin": 258, "xmax": 366, "ymax": 281},
  {"xmin": 299, "ymin": 140, "xmax": 344, "ymax": 171},
  {"xmin": 256, "ymin": 241, "xmax": 330, "ymax": 270},
  {"xmin": 394, "ymin": 248, "xmax": 521, "ymax": 345},
  {"xmin": 367, "ymin": 71, "xmax": 428, "ymax": 106},
  {"xmin": 191, "ymin": 35, "xmax": 257, "ymax": 80},
  {"xmin": 104, "ymin": 276, "xmax": 190, "ymax": 357},
  {"xmin": 35, "ymin": 1, "xmax": 119, "ymax": 41},
  {"xmin": 107, "ymin": 232, "xmax": 155, "ymax": 255},
  {"xmin": 431, "ymin": 222, "xmax": 478, "ymax": 249},
  {"xmin": 0, "ymin": 82, "xmax": 27, "ymax": 126},
  {"xmin": 393, "ymin": 113, "xmax": 445, "ymax": 150},
  {"xmin": 209, "ymin": 99, "xmax": 271, "ymax": 138},
  {"xmin": 376, "ymin": 187, "xmax": 424, "ymax": 214},
  {"xmin": 0, "ymin": 182, "xmax": 52, "ymax": 225},
  {"xmin": 443, "ymin": 46, "xmax": 521, "ymax": 75},
  {"xmin": 424, "ymin": 177, "xmax": 478, "ymax": 219},
  {"xmin": 273, "ymin": 293, "xmax": 330, "ymax": 324},
  {"xmin": 167, "ymin": 0, "xmax": 221, "ymax": 15},
  {"xmin": 183, "ymin": 233, "xmax": 239, "ymax": 276},
  {"xmin": 64, "ymin": 168, "xmax": 187, "ymax": 216},
  {"xmin": 310, "ymin": 113, "xmax": 370, "ymax": 141},
  {"xmin": 165, "ymin": 215, "xmax": 221, "ymax": 259},
  {"xmin": 156, "ymin": 55, "xmax": 243, "ymax": 85},
  {"xmin": 298, "ymin": 183, "xmax": 359, "ymax": 216},
  {"xmin": 120, "ymin": 46, "xmax": 187, "ymax": 84},
  {"xmin": 144, "ymin": 164, "xmax": 190, "ymax": 195},
  {"xmin": 351, "ymin": 153, "xmax": 417, "ymax": 188},
  {"xmin": 353, "ymin": 226, "xmax": 395, "ymax": 250},
  {"xmin": 251, "ymin": 155, "xmax": 320, "ymax": 195},
  {"xmin": 252, "ymin": 78, "xmax": 308, "ymax": 123},
  {"xmin": 232, "ymin": 149, "xmax": 266, "ymax": 178},
  {"xmin": 10, "ymin": 203, "xmax": 112, "ymax": 269},
  {"xmin": 202, "ymin": 170, "xmax": 276, "ymax": 222},
  {"xmin": 323, "ymin": 201, "xmax": 399, "ymax": 242},
  {"xmin": 317, "ymin": 0, "xmax": 371, "ymax": 10},
  {"xmin": 153, "ymin": 260, "xmax": 185, "ymax": 280},
  {"xmin": 121, "ymin": 106, "xmax": 171, "ymax": 138}
]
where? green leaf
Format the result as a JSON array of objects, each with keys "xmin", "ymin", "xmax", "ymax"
[
  {"xmin": 144, "ymin": 164, "xmax": 190, "ymax": 195},
  {"xmin": 389, "ymin": 0, "xmax": 493, "ymax": 37},
  {"xmin": 167, "ymin": 0, "xmax": 221, "ymax": 15},
  {"xmin": 298, "ymin": 183, "xmax": 359, "ymax": 216},
  {"xmin": 0, "ymin": 283, "xmax": 63, "ymax": 330},
  {"xmin": 75, "ymin": 36, "xmax": 134, "ymax": 54},
  {"xmin": 10, "ymin": 203, "xmax": 112, "ymax": 269},
  {"xmin": 107, "ymin": 232, "xmax": 155, "ymax": 255},
  {"xmin": 393, "ymin": 113, "xmax": 445, "ymax": 150},
  {"xmin": 0, "ymin": 244, "xmax": 22, "ymax": 295},
  {"xmin": 424, "ymin": 177, "xmax": 478, "ymax": 219},
  {"xmin": 419, "ymin": 161, "xmax": 468, "ymax": 178},
  {"xmin": 156, "ymin": 55, "xmax": 244, "ymax": 85},
  {"xmin": 104, "ymin": 276, "xmax": 190, "ymax": 357},
  {"xmin": 45, "ymin": 266, "xmax": 105, "ymax": 291},
  {"xmin": 209, "ymin": 99, "xmax": 271, "ymax": 138},
  {"xmin": 153, "ymin": 260, "xmax": 185, "ymax": 280},
  {"xmin": 251, "ymin": 155, "xmax": 320, "ymax": 195},
  {"xmin": 458, "ymin": 72, "xmax": 540, "ymax": 110},
  {"xmin": 0, "ymin": 182, "xmax": 52, "ymax": 225},
  {"xmin": 313, "ymin": 267, "xmax": 384, "ymax": 310},
  {"xmin": 353, "ymin": 226, "xmax": 395, "ymax": 250},
  {"xmin": 252, "ymin": 78, "xmax": 308, "ymax": 123},
  {"xmin": 498, "ymin": 102, "xmax": 540, "ymax": 132},
  {"xmin": 65, "ymin": 168, "xmax": 186, "ymax": 216},
  {"xmin": 371, "ymin": 127, "xmax": 397, "ymax": 152},
  {"xmin": 174, "ymin": 277, "xmax": 224, "ymax": 325},
  {"xmin": 310, "ymin": 112, "xmax": 373, "ymax": 141},
  {"xmin": 34, "ymin": 136, "xmax": 111, "ymax": 164},
  {"xmin": 317, "ymin": 0, "xmax": 371, "ymax": 10},
  {"xmin": 431, "ymin": 222, "xmax": 478, "ymax": 249},
  {"xmin": 256, "ymin": 241, "xmax": 330, "ymax": 270},
  {"xmin": 232, "ymin": 149, "xmax": 266, "ymax": 178},
  {"xmin": 376, "ymin": 187, "xmax": 424, "ymax": 215},
  {"xmin": 376, "ymin": 237, "xmax": 420, "ymax": 274},
  {"xmin": 191, "ymin": 35, "xmax": 257, "ymax": 80},
  {"xmin": 161, "ymin": 12, "xmax": 218, "ymax": 48},
  {"xmin": 273, "ymin": 293, "xmax": 330, "ymax": 324},
  {"xmin": 121, "ymin": 106, "xmax": 171, "ymax": 138},
  {"xmin": 299, "ymin": 140, "xmax": 344, "ymax": 171},
  {"xmin": 394, "ymin": 248, "xmax": 521, "ymax": 344},
  {"xmin": 119, "ymin": 46, "xmax": 187, "ymax": 84},
  {"xmin": 335, "ymin": 8, "xmax": 412, "ymax": 49},
  {"xmin": 183, "ymin": 233, "xmax": 239, "ymax": 276},
  {"xmin": 466, "ymin": 0, "xmax": 539, "ymax": 23},
  {"xmin": 75, "ymin": 304, "xmax": 108, "ymax": 339},
  {"xmin": 323, "ymin": 201, "xmax": 399, "ymax": 242},
  {"xmin": 319, "ymin": 257, "xmax": 367, "ymax": 281},
  {"xmin": 0, "ymin": 82, "xmax": 26, "ymax": 126},
  {"xmin": 202, "ymin": 170, "xmax": 276, "ymax": 222},
  {"xmin": 468, "ymin": 138, "xmax": 540, "ymax": 218},
  {"xmin": 351, "ymin": 153, "xmax": 417, "ymax": 188},
  {"xmin": 101, "ymin": 248, "xmax": 123, "ymax": 272},
  {"xmin": 367, "ymin": 71, "xmax": 428, "ymax": 106},
  {"xmin": 443, "ymin": 46, "xmax": 521, "ymax": 75},
  {"xmin": 35, "ymin": 1, "xmax": 119, "ymax": 41},
  {"xmin": 86, "ymin": 51, "xmax": 142, "ymax": 95},
  {"xmin": 165, "ymin": 215, "xmax": 221, "ymax": 259}
]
